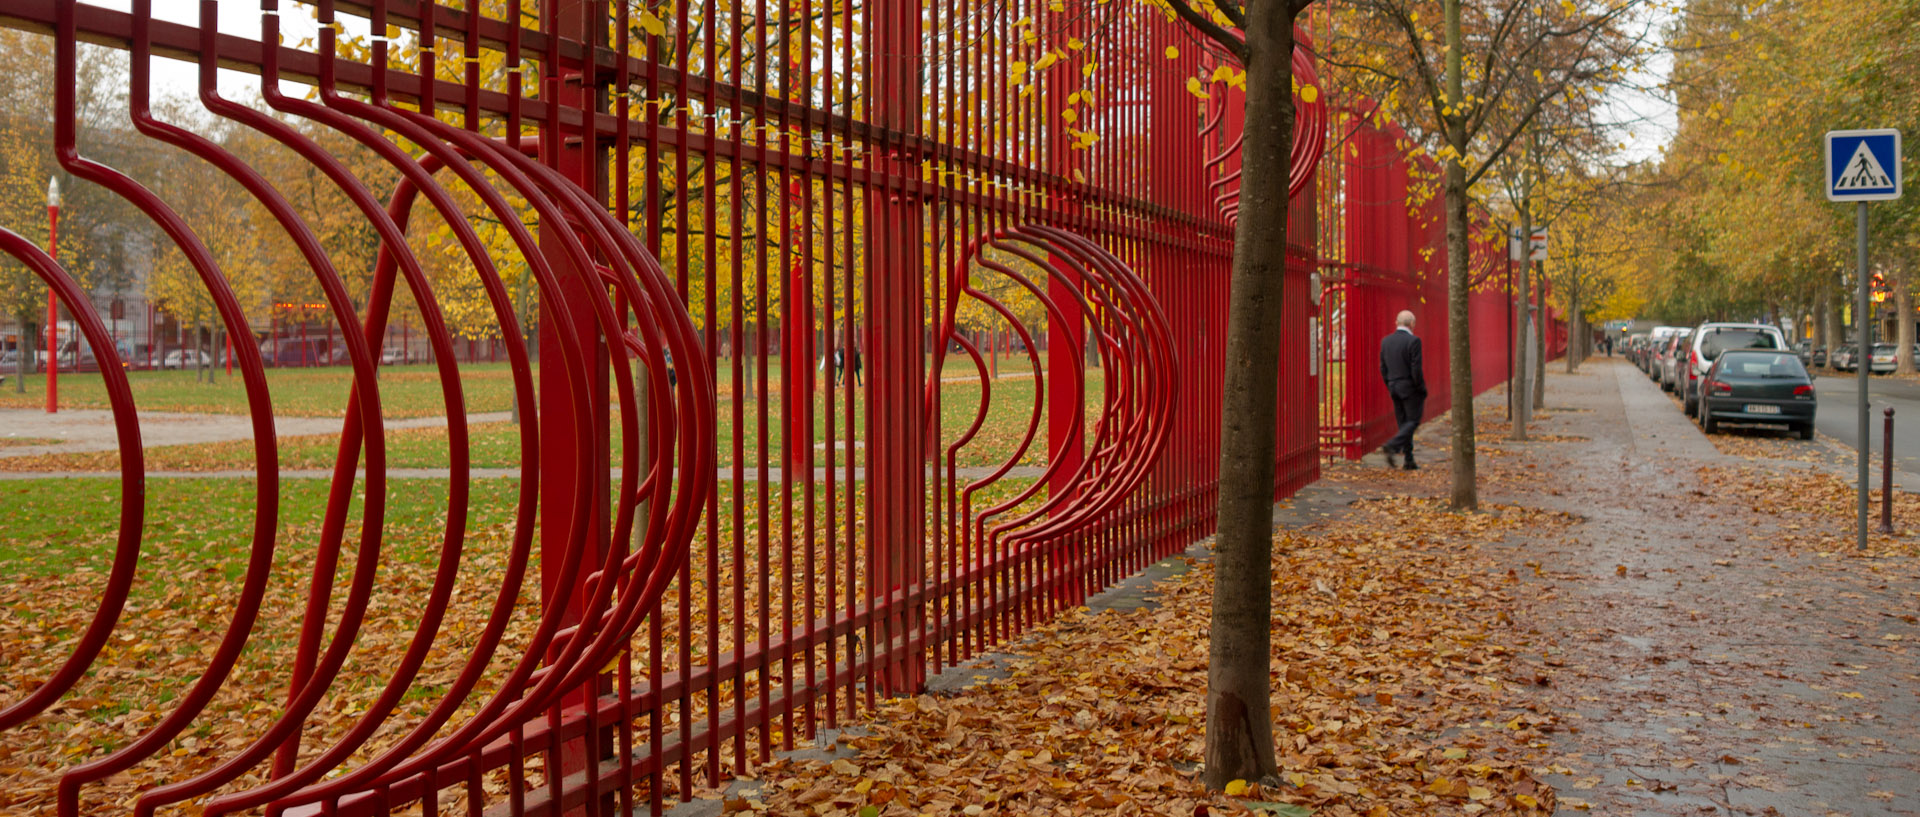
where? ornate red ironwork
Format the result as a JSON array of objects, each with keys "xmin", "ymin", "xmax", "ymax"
[{"xmin": 0, "ymin": 2, "xmax": 1558, "ymax": 815}]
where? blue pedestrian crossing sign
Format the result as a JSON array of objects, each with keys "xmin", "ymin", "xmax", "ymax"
[{"xmin": 1825, "ymin": 129, "xmax": 1902, "ymax": 202}]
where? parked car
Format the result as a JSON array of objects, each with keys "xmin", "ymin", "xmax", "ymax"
[
  {"xmin": 1810, "ymin": 346, "xmax": 1828, "ymax": 368},
  {"xmin": 1650, "ymin": 330, "xmax": 1683, "ymax": 383},
  {"xmin": 161, "ymin": 348, "xmax": 213, "ymax": 370},
  {"xmin": 1698, "ymin": 349, "xmax": 1817, "ymax": 439},
  {"xmin": 1867, "ymin": 343, "xmax": 1898, "ymax": 374},
  {"xmin": 381, "ymin": 345, "xmax": 408, "ymax": 365},
  {"xmin": 1793, "ymin": 340, "xmax": 1815, "ymax": 365},
  {"xmin": 36, "ymin": 339, "xmax": 137, "ymax": 373},
  {"xmin": 1681, "ymin": 323, "xmax": 1789, "ymax": 417},
  {"xmin": 1832, "ymin": 344, "xmax": 1858, "ymax": 371},
  {"xmin": 1660, "ymin": 330, "xmax": 1694, "ymax": 392},
  {"xmin": 1626, "ymin": 333, "xmax": 1650, "ymax": 369},
  {"xmin": 265, "ymin": 337, "xmax": 345, "ymax": 367}
]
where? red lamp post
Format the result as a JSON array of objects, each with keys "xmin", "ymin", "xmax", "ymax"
[{"xmin": 45, "ymin": 175, "xmax": 59, "ymax": 414}]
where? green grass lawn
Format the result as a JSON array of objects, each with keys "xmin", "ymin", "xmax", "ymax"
[
  {"xmin": 1, "ymin": 344, "xmax": 1137, "ymax": 806},
  {"xmin": 0, "ymin": 473, "xmax": 1045, "ymax": 775},
  {"xmin": 0, "ymin": 351, "xmax": 1042, "ymax": 419}
]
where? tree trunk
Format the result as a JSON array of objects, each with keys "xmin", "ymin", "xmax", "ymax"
[
  {"xmin": 745, "ymin": 322, "xmax": 757, "ymax": 404},
  {"xmin": 1827, "ymin": 294, "xmax": 1844, "ymax": 370},
  {"xmin": 1532, "ymin": 265, "xmax": 1546, "ymax": 410},
  {"xmin": 1564, "ymin": 289, "xmax": 1579, "ymax": 373},
  {"xmin": 1441, "ymin": 0, "xmax": 1476, "ymax": 510},
  {"xmin": 1896, "ymin": 268, "xmax": 1914, "ymax": 375},
  {"xmin": 1202, "ymin": 3, "xmax": 1300, "ymax": 790},
  {"xmin": 14, "ymin": 310, "xmax": 27, "ymax": 393},
  {"xmin": 1814, "ymin": 294, "xmax": 1829, "ymax": 362},
  {"xmin": 1509, "ymin": 204, "xmax": 1530, "ymax": 441}
]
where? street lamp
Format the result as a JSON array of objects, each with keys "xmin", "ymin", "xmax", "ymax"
[{"xmin": 45, "ymin": 175, "xmax": 59, "ymax": 414}]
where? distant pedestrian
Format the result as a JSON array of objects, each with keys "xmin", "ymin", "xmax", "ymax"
[
  {"xmin": 847, "ymin": 345, "xmax": 864, "ymax": 386},
  {"xmin": 1379, "ymin": 310, "xmax": 1427, "ymax": 470},
  {"xmin": 832, "ymin": 347, "xmax": 845, "ymax": 384}
]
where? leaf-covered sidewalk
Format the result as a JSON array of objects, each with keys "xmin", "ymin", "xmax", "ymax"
[
  {"xmin": 707, "ymin": 486, "xmax": 1576, "ymax": 817},
  {"xmin": 698, "ymin": 359, "xmax": 1920, "ymax": 817}
]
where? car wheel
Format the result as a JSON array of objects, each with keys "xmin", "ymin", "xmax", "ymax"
[
  {"xmin": 1684, "ymin": 397, "xmax": 1697, "ymax": 417},
  {"xmin": 1799, "ymin": 422, "xmax": 1816, "ymax": 441},
  {"xmin": 1702, "ymin": 412, "xmax": 1718, "ymax": 434}
]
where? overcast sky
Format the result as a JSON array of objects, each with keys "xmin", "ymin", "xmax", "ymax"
[
  {"xmin": 1601, "ymin": 5, "xmax": 1681, "ymax": 166},
  {"xmin": 114, "ymin": 0, "xmax": 1679, "ymax": 165},
  {"xmin": 91, "ymin": 0, "xmax": 356, "ymax": 100}
]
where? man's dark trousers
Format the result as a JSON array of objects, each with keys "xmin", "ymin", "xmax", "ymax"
[
  {"xmin": 1387, "ymin": 382, "xmax": 1424, "ymax": 457},
  {"xmin": 1379, "ymin": 328, "xmax": 1427, "ymax": 459}
]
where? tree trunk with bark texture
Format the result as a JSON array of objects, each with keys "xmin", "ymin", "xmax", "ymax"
[
  {"xmin": 1565, "ymin": 295, "xmax": 1581, "ymax": 373},
  {"xmin": 12, "ymin": 310, "xmax": 26, "ymax": 393},
  {"xmin": 1828, "ymin": 295, "xmax": 1845, "ymax": 370},
  {"xmin": 1442, "ymin": 0, "xmax": 1476, "ymax": 511},
  {"xmin": 1203, "ymin": 4, "xmax": 1298, "ymax": 789},
  {"xmin": 1509, "ymin": 204, "xmax": 1530, "ymax": 442},
  {"xmin": 1896, "ymin": 269, "xmax": 1914, "ymax": 375},
  {"xmin": 1532, "ymin": 265, "xmax": 1546, "ymax": 410},
  {"xmin": 1815, "ymin": 294, "xmax": 1829, "ymax": 364}
]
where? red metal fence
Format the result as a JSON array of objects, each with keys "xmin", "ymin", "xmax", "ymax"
[
  {"xmin": 1315, "ymin": 110, "xmax": 1554, "ymax": 460},
  {"xmin": 0, "ymin": 3, "xmax": 1553, "ymax": 816}
]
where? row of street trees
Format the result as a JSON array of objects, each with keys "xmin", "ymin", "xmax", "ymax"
[
  {"xmin": 1613, "ymin": 0, "xmax": 1920, "ymax": 367},
  {"xmin": 1152, "ymin": 0, "xmax": 1666, "ymax": 786},
  {"xmin": 1153, "ymin": 0, "xmax": 1657, "ymax": 787}
]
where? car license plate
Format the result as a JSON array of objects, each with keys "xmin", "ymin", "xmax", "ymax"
[{"xmin": 1746, "ymin": 404, "xmax": 1780, "ymax": 414}]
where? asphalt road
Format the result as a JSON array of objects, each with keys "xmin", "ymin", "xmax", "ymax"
[{"xmin": 1812, "ymin": 372, "xmax": 1920, "ymax": 476}]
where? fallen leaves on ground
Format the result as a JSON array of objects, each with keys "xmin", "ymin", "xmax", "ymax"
[
  {"xmin": 744, "ymin": 497, "xmax": 1572, "ymax": 817},
  {"xmin": 1700, "ymin": 464, "xmax": 1920, "ymax": 556},
  {"xmin": 1704, "ymin": 428, "xmax": 1834, "ymax": 463}
]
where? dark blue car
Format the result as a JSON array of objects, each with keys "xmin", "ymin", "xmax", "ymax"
[{"xmin": 1699, "ymin": 349, "xmax": 1817, "ymax": 439}]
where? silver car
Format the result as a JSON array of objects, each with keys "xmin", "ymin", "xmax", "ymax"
[
  {"xmin": 1832, "ymin": 344, "xmax": 1858, "ymax": 371},
  {"xmin": 1868, "ymin": 343, "xmax": 1898, "ymax": 374},
  {"xmin": 1660, "ymin": 331, "xmax": 1693, "ymax": 392}
]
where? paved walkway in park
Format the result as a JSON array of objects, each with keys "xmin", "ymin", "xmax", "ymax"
[{"xmin": 0, "ymin": 408, "xmax": 514, "ymax": 458}]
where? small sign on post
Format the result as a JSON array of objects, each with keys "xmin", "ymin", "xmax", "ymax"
[
  {"xmin": 1826, "ymin": 128, "xmax": 1902, "ymax": 552},
  {"xmin": 1827, "ymin": 129, "xmax": 1902, "ymax": 202},
  {"xmin": 1528, "ymin": 228, "xmax": 1548, "ymax": 261}
]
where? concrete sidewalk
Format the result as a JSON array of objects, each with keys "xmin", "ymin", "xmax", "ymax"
[{"xmin": 1453, "ymin": 358, "xmax": 1920, "ymax": 815}]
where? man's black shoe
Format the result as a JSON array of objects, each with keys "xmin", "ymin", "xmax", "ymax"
[
  {"xmin": 1402, "ymin": 458, "xmax": 1419, "ymax": 471},
  {"xmin": 1385, "ymin": 447, "xmax": 1401, "ymax": 468}
]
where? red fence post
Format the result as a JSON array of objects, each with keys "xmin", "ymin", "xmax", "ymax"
[
  {"xmin": 867, "ymin": 0, "xmax": 925, "ymax": 696},
  {"xmin": 537, "ymin": 0, "xmax": 613, "ymax": 801}
]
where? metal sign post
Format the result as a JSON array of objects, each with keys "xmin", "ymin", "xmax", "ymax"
[{"xmin": 1826, "ymin": 128, "xmax": 1903, "ymax": 550}]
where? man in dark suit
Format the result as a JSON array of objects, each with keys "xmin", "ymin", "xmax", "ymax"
[{"xmin": 1379, "ymin": 310, "xmax": 1427, "ymax": 470}]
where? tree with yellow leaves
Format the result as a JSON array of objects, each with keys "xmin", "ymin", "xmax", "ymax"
[{"xmin": 1325, "ymin": 0, "xmax": 1651, "ymax": 510}]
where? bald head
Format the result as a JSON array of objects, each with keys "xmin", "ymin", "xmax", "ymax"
[{"xmin": 1396, "ymin": 310, "xmax": 1417, "ymax": 329}]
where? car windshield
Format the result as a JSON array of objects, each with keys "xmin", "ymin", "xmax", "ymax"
[
  {"xmin": 1717, "ymin": 352, "xmax": 1806, "ymax": 378},
  {"xmin": 1700, "ymin": 328, "xmax": 1780, "ymax": 360},
  {"xmin": 1874, "ymin": 344, "xmax": 1896, "ymax": 353}
]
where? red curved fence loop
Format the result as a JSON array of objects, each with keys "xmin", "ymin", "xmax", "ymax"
[
  {"xmin": 0, "ymin": 229, "xmax": 144, "ymax": 733},
  {"xmin": 1201, "ymin": 32, "xmax": 1329, "ymax": 225}
]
